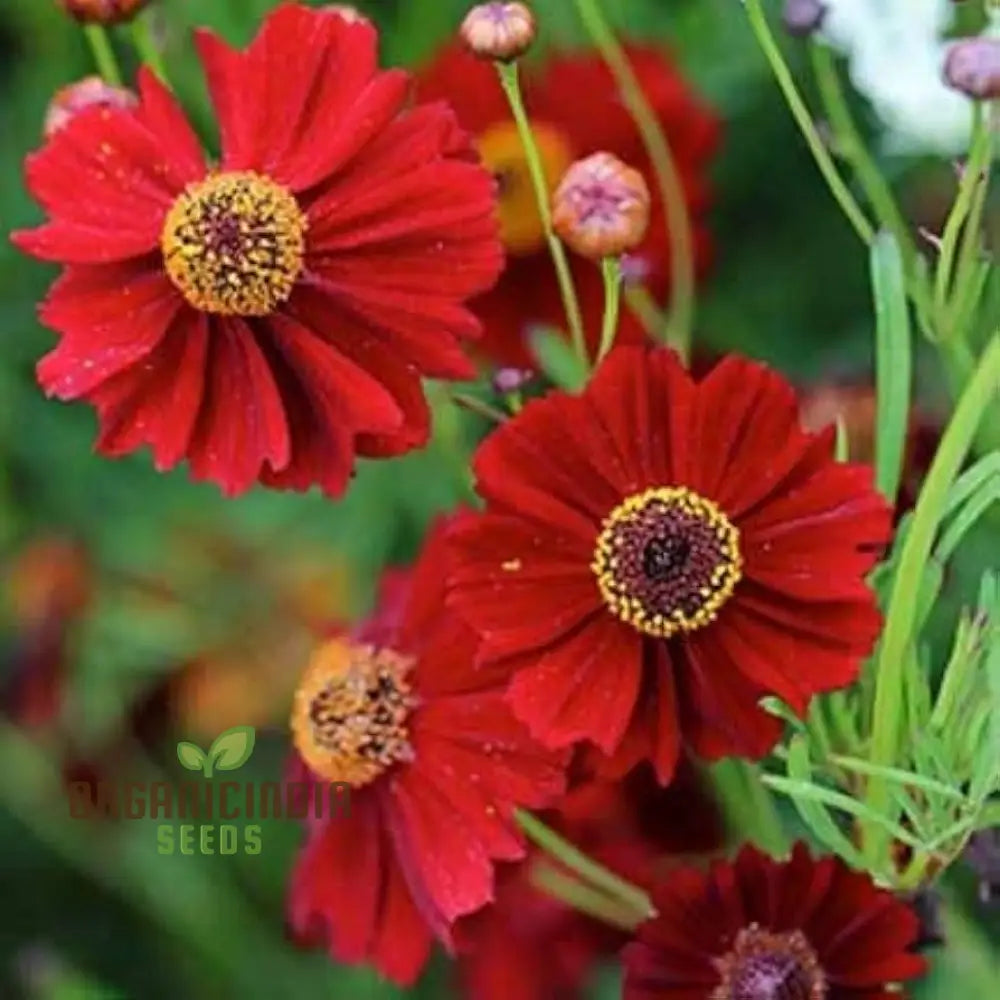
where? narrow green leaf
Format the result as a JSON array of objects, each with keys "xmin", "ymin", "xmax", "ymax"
[
  {"xmin": 826, "ymin": 754, "xmax": 966, "ymax": 802},
  {"xmin": 870, "ymin": 232, "xmax": 912, "ymax": 504},
  {"xmin": 782, "ymin": 738, "xmax": 867, "ymax": 868},
  {"xmin": 530, "ymin": 327, "xmax": 589, "ymax": 392}
]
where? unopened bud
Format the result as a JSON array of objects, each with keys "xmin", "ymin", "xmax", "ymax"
[
  {"xmin": 44, "ymin": 76, "xmax": 137, "ymax": 139},
  {"xmin": 782, "ymin": 0, "xmax": 827, "ymax": 39},
  {"xmin": 57, "ymin": 0, "xmax": 150, "ymax": 24},
  {"xmin": 943, "ymin": 38, "xmax": 1000, "ymax": 100},
  {"xmin": 491, "ymin": 367, "xmax": 534, "ymax": 394},
  {"xmin": 552, "ymin": 152, "xmax": 651, "ymax": 261},
  {"xmin": 460, "ymin": 2, "xmax": 536, "ymax": 62}
]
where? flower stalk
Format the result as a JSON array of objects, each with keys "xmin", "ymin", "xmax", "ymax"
[
  {"xmin": 83, "ymin": 24, "xmax": 123, "ymax": 86},
  {"xmin": 495, "ymin": 61, "xmax": 588, "ymax": 366},
  {"xmin": 597, "ymin": 257, "xmax": 623, "ymax": 363}
]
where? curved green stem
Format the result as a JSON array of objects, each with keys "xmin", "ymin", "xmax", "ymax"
[
  {"xmin": 573, "ymin": 0, "xmax": 695, "ymax": 360},
  {"xmin": 131, "ymin": 14, "xmax": 168, "ymax": 84},
  {"xmin": 495, "ymin": 62, "xmax": 587, "ymax": 366},
  {"xmin": 809, "ymin": 44, "xmax": 917, "ymax": 270},
  {"xmin": 597, "ymin": 257, "xmax": 623, "ymax": 362},
  {"xmin": 514, "ymin": 808, "xmax": 655, "ymax": 919},
  {"xmin": 83, "ymin": 24, "xmax": 123, "ymax": 86},
  {"xmin": 863, "ymin": 335, "xmax": 1000, "ymax": 862},
  {"xmin": 743, "ymin": 0, "xmax": 875, "ymax": 247}
]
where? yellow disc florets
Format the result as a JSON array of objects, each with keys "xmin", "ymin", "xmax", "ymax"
[
  {"xmin": 592, "ymin": 486, "xmax": 742, "ymax": 639},
  {"xmin": 291, "ymin": 639, "xmax": 415, "ymax": 788},
  {"xmin": 161, "ymin": 171, "xmax": 306, "ymax": 316}
]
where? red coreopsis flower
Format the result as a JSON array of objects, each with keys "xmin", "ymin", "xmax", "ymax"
[
  {"xmin": 448, "ymin": 347, "xmax": 891, "ymax": 782},
  {"xmin": 414, "ymin": 43, "xmax": 719, "ymax": 367},
  {"xmin": 624, "ymin": 844, "xmax": 926, "ymax": 1000},
  {"xmin": 13, "ymin": 3, "xmax": 502, "ymax": 497},
  {"xmin": 286, "ymin": 519, "xmax": 568, "ymax": 985}
]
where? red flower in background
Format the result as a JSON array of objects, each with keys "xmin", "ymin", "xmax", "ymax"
[
  {"xmin": 455, "ymin": 759, "xmax": 723, "ymax": 1000},
  {"xmin": 14, "ymin": 3, "xmax": 502, "ymax": 497},
  {"xmin": 448, "ymin": 346, "xmax": 891, "ymax": 783},
  {"xmin": 287, "ymin": 519, "xmax": 567, "ymax": 986},
  {"xmin": 624, "ymin": 844, "xmax": 926, "ymax": 1000},
  {"xmin": 415, "ymin": 43, "xmax": 719, "ymax": 367}
]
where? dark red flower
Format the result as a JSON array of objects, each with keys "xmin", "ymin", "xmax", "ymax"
[
  {"xmin": 414, "ymin": 43, "xmax": 719, "ymax": 367},
  {"xmin": 624, "ymin": 844, "xmax": 926, "ymax": 1000},
  {"xmin": 448, "ymin": 347, "xmax": 891, "ymax": 782},
  {"xmin": 455, "ymin": 759, "xmax": 723, "ymax": 1000},
  {"xmin": 14, "ymin": 3, "xmax": 502, "ymax": 497},
  {"xmin": 286, "ymin": 518, "xmax": 568, "ymax": 985}
]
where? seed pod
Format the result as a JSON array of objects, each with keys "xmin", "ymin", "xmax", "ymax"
[
  {"xmin": 552, "ymin": 152, "xmax": 651, "ymax": 260},
  {"xmin": 44, "ymin": 76, "xmax": 137, "ymax": 139},
  {"xmin": 460, "ymin": 2, "xmax": 536, "ymax": 63},
  {"xmin": 57, "ymin": 0, "xmax": 150, "ymax": 25}
]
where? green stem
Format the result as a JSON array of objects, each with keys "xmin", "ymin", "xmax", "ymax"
[
  {"xmin": 864, "ymin": 335, "xmax": 1000, "ymax": 862},
  {"xmin": 935, "ymin": 108, "xmax": 990, "ymax": 325},
  {"xmin": 809, "ymin": 44, "xmax": 917, "ymax": 270},
  {"xmin": 83, "ymin": 24, "xmax": 123, "ymax": 86},
  {"xmin": 531, "ymin": 862, "xmax": 644, "ymax": 930},
  {"xmin": 624, "ymin": 283, "xmax": 664, "ymax": 337},
  {"xmin": 573, "ymin": 0, "xmax": 695, "ymax": 360},
  {"xmin": 514, "ymin": 808, "xmax": 655, "ymax": 919},
  {"xmin": 495, "ymin": 62, "xmax": 587, "ymax": 365},
  {"xmin": 743, "ymin": 0, "xmax": 875, "ymax": 246},
  {"xmin": 597, "ymin": 257, "xmax": 623, "ymax": 362},
  {"xmin": 709, "ymin": 759, "xmax": 789, "ymax": 856},
  {"xmin": 131, "ymin": 15, "xmax": 168, "ymax": 83}
]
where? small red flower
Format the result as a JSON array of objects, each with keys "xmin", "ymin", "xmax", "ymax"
[
  {"xmin": 448, "ymin": 347, "xmax": 891, "ymax": 782},
  {"xmin": 14, "ymin": 3, "xmax": 502, "ymax": 497},
  {"xmin": 287, "ymin": 518, "xmax": 568, "ymax": 986},
  {"xmin": 624, "ymin": 844, "xmax": 926, "ymax": 1000},
  {"xmin": 415, "ymin": 43, "xmax": 719, "ymax": 367}
]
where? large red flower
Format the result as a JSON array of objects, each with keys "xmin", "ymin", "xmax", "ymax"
[
  {"xmin": 286, "ymin": 518, "xmax": 568, "ymax": 985},
  {"xmin": 13, "ymin": 3, "xmax": 502, "ymax": 496},
  {"xmin": 415, "ymin": 43, "xmax": 719, "ymax": 367},
  {"xmin": 624, "ymin": 844, "xmax": 926, "ymax": 1000},
  {"xmin": 448, "ymin": 346, "xmax": 891, "ymax": 783}
]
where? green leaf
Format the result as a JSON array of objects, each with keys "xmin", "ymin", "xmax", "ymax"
[
  {"xmin": 176, "ymin": 741, "xmax": 207, "ymax": 772},
  {"xmin": 530, "ymin": 327, "xmax": 589, "ymax": 392},
  {"xmin": 870, "ymin": 232, "xmax": 912, "ymax": 505},
  {"xmin": 208, "ymin": 725, "xmax": 256, "ymax": 772}
]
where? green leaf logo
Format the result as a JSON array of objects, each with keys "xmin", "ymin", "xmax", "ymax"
[
  {"xmin": 177, "ymin": 741, "xmax": 207, "ymax": 772},
  {"xmin": 176, "ymin": 726, "xmax": 256, "ymax": 777}
]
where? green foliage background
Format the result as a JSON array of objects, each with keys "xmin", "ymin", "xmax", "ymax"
[{"xmin": 0, "ymin": 1, "xmax": 996, "ymax": 998}]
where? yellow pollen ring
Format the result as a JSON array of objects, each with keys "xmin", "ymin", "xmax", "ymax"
[
  {"xmin": 591, "ymin": 485, "xmax": 742, "ymax": 639},
  {"xmin": 291, "ymin": 638, "xmax": 415, "ymax": 788},
  {"xmin": 160, "ymin": 170, "xmax": 306, "ymax": 317},
  {"xmin": 477, "ymin": 120, "xmax": 573, "ymax": 255}
]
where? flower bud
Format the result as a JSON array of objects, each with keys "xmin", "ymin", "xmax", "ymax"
[
  {"xmin": 44, "ymin": 76, "xmax": 137, "ymax": 139},
  {"xmin": 781, "ymin": 0, "xmax": 827, "ymax": 39},
  {"xmin": 552, "ymin": 152, "xmax": 651, "ymax": 261},
  {"xmin": 943, "ymin": 38, "xmax": 1000, "ymax": 101},
  {"xmin": 57, "ymin": 0, "xmax": 150, "ymax": 24},
  {"xmin": 491, "ymin": 367, "xmax": 534, "ymax": 394},
  {"xmin": 460, "ymin": 2, "xmax": 536, "ymax": 62}
]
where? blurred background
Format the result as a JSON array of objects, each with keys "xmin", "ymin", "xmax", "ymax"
[{"xmin": 0, "ymin": 0, "xmax": 997, "ymax": 997}]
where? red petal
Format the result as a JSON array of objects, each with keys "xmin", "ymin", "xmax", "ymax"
[
  {"xmin": 133, "ymin": 69, "xmax": 206, "ymax": 182},
  {"xmin": 505, "ymin": 614, "xmax": 643, "ymax": 753}
]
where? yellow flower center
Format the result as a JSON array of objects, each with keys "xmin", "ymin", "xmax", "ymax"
[
  {"xmin": 477, "ymin": 120, "xmax": 573, "ymax": 255},
  {"xmin": 291, "ymin": 638, "xmax": 415, "ymax": 788},
  {"xmin": 592, "ymin": 486, "xmax": 742, "ymax": 639},
  {"xmin": 161, "ymin": 170, "xmax": 306, "ymax": 316}
]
